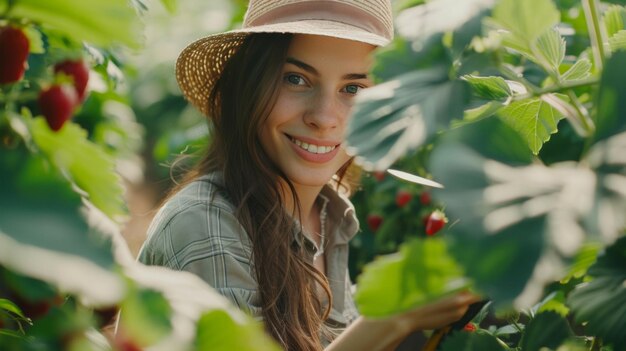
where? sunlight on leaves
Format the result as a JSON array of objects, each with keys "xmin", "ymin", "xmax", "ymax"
[
  {"xmin": 608, "ymin": 29, "xmax": 626, "ymax": 52},
  {"xmin": 532, "ymin": 28, "xmax": 566, "ymax": 74},
  {"xmin": 497, "ymin": 97, "xmax": 564, "ymax": 155},
  {"xmin": 195, "ymin": 310, "xmax": 280, "ymax": 351},
  {"xmin": 561, "ymin": 58, "xmax": 592, "ymax": 82},
  {"xmin": 491, "ymin": 0, "xmax": 560, "ymax": 44},
  {"xmin": 603, "ymin": 5, "xmax": 626, "ymax": 38},
  {"xmin": 11, "ymin": 0, "xmax": 142, "ymax": 48},
  {"xmin": 355, "ymin": 238, "xmax": 470, "ymax": 317}
]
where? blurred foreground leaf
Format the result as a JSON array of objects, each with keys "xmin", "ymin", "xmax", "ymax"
[
  {"xmin": 440, "ymin": 330, "xmax": 507, "ymax": 351},
  {"xmin": 355, "ymin": 238, "xmax": 470, "ymax": 317},
  {"xmin": 519, "ymin": 311, "xmax": 573, "ymax": 351},
  {"xmin": 568, "ymin": 236, "xmax": 626, "ymax": 349},
  {"xmin": 195, "ymin": 309, "xmax": 280, "ymax": 351}
]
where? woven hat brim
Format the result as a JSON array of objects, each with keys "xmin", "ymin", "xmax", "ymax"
[{"xmin": 176, "ymin": 20, "xmax": 390, "ymax": 117}]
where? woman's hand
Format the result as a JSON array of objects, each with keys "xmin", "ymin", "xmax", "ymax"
[
  {"xmin": 392, "ymin": 291, "xmax": 482, "ymax": 335},
  {"xmin": 326, "ymin": 291, "xmax": 481, "ymax": 351}
]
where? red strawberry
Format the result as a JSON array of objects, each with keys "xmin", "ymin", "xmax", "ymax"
[
  {"xmin": 395, "ymin": 190, "xmax": 412, "ymax": 208},
  {"xmin": 425, "ymin": 210, "xmax": 447, "ymax": 236},
  {"xmin": 366, "ymin": 214, "xmax": 383, "ymax": 232},
  {"xmin": 38, "ymin": 84, "xmax": 78, "ymax": 131},
  {"xmin": 463, "ymin": 323, "xmax": 477, "ymax": 332},
  {"xmin": 54, "ymin": 59, "xmax": 89, "ymax": 101},
  {"xmin": 419, "ymin": 191, "xmax": 431, "ymax": 206},
  {"xmin": 372, "ymin": 171, "xmax": 386, "ymax": 181},
  {"xmin": 0, "ymin": 26, "xmax": 30, "ymax": 84}
]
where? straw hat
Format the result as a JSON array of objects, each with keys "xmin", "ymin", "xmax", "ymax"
[{"xmin": 176, "ymin": 0, "xmax": 394, "ymax": 117}]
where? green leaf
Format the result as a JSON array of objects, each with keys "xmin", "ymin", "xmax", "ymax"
[
  {"xmin": 120, "ymin": 287, "xmax": 172, "ymax": 347},
  {"xmin": 520, "ymin": 311, "xmax": 573, "ymax": 351},
  {"xmin": 0, "ymin": 150, "xmax": 115, "ymax": 270},
  {"xmin": 532, "ymin": 28, "xmax": 566, "ymax": 74},
  {"xmin": 195, "ymin": 310, "xmax": 280, "ymax": 351},
  {"xmin": 428, "ymin": 118, "xmax": 593, "ymax": 306},
  {"xmin": 568, "ymin": 236, "xmax": 626, "ymax": 348},
  {"xmin": 0, "ymin": 299, "xmax": 27, "ymax": 320},
  {"xmin": 592, "ymin": 51, "xmax": 626, "ymax": 144},
  {"xmin": 561, "ymin": 243, "xmax": 601, "ymax": 283},
  {"xmin": 491, "ymin": 0, "xmax": 560, "ymax": 44},
  {"xmin": 347, "ymin": 66, "xmax": 468, "ymax": 170},
  {"xmin": 440, "ymin": 331, "xmax": 507, "ymax": 351},
  {"xmin": 30, "ymin": 118, "xmax": 126, "ymax": 220},
  {"xmin": 608, "ymin": 29, "xmax": 626, "ymax": 52},
  {"xmin": 561, "ymin": 58, "xmax": 592, "ymax": 81},
  {"xmin": 11, "ymin": 0, "xmax": 142, "ymax": 48},
  {"xmin": 159, "ymin": 0, "xmax": 177, "ymax": 13},
  {"xmin": 604, "ymin": 5, "xmax": 626, "ymax": 38},
  {"xmin": 497, "ymin": 97, "xmax": 565, "ymax": 155},
  {"xmin": 354, "ymin": 238, "xmax": 470, "ymax": 317},
  {"xmin": 395, "ymin": 0, "xmax": 494, "ymax": 45},
  {"xmin": 461, "ymin": 101, "xmax": 506, "ymax": 123},
  {"xmin": 535, "ymin": 291, "xmax": 570, "ymax": 318},
  {"xmin": 462, "ymin": 75, "xmax": 512, "ymax": 101}
]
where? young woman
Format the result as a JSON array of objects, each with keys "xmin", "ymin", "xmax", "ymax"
[{"xmin": 138, "ymin": 0, "xmax": 478, "ymax": 350}]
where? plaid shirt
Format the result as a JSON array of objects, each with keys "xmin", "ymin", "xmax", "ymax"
[{"xmin": 138, "ymin": 172, "xmax": 361, "ymax": 343}]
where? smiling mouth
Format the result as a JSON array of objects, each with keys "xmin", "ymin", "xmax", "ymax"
[{"xmin": 286, "ymin": 135, "xmax": 338, "ymax": 154}]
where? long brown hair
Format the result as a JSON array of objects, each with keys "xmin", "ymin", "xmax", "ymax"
[{"xmin": 176, "ymin": 33, "xmax": 355, "ymax": 350}]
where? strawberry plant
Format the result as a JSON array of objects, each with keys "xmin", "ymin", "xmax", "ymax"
[
  {"xmin": 0, "ymin": 0, "xmax": 278, "ymax": 350},
  {"xmin": 348, "ymin": 0, "xmax": 626, "ymax": 349}
]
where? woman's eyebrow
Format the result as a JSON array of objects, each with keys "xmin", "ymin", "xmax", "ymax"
[{"xmin": 285, "ymin": 57, "xmax": 369, "ymax": 80}]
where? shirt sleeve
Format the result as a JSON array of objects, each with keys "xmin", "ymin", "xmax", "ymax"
[{"xmin": 138, "ymin": 202, "xmax": 262, "ymax": 318}]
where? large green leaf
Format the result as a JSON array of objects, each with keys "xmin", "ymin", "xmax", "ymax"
[
  {"xmin": 0, "ymin": 150, "xmax": 115, "ymax": 270},
  {"xmin": 497, "ymin": 97, "xmax": 565, "ymax": 155},
  {"xmin": 439, "ymin": 331, "xmax": 507, "ymax": 351},
  {"xmin": 491, "ymin": 0, "xmax": 560, "ymax": 45},
  {"xmin": 347, "ymin": 66, "xmax": 468, "ymax": 170},
  {"xmin": 30, "ymin": 118, "xmax": 126, "ymax": 220},
  {"xmin": 354, "ymin": 238, "xmax": 470, "ymax": 317},
  {"xmin": 592, "ymin": 51, "xmax": 626, "ymax": 145},
  {"xmin": 568, "ymin": 236, "xmax": 626, "ymax": 349},
  {"xmin": 194, "ymin": 310, "xmax": 280, "ymax": 351},
  {"xmin": 519, "ymin": 311, "xmax": 573, "ymax": 351},
  {"xmin": 11, "ymin": 0, "xmax": 142, "ymax": 48},
  {"xmin": 429, "ymin": 118, "xmax": 596, "ymax": 306}
]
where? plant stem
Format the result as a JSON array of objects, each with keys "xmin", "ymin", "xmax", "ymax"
[
  {"xmin": 590, "ymin": 337, "xmax": 603, "ymax": 351},
  {"xmin": 582, "ymin": 0, "xmax": 608, "ymax": 72},
  {"xmin": 511, "ymin": 76, "xmax": 598, "ymax": 101}
]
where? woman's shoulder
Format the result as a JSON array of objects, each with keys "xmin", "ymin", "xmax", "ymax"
[{"xmin": 141, "ymin": 172, "xmax": 248, "ymax": 252}]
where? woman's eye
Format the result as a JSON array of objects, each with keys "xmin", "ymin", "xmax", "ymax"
[
  {"xmin": 344, "ymin": 84, "xmax": 362, "ymax": 95},
  {"xmin": 285, "ymin": 74, "xmax": 306, "ymax": 86}
]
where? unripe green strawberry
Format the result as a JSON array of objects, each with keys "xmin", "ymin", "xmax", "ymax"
[
  {"xmin": 54, "ymin": 59, "xmax": 89, "ymax": 101},
  {"xmin": 425, "ymin": 210, "xmax": 447, "ymax": 236},
  {"xmin": 38, "ymin": 84, "xmax": 78, "ymax": 131},
  {"xmin": 0, "ymin": 26, "xmax": 30, "ymax": 84}
]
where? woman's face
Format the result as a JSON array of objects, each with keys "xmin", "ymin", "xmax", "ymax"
[{"xmin": 259, "ymin": 34, "xmax": 375, "ymax": 188}]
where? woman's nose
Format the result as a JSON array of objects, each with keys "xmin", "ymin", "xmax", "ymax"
[{"xmin": 303, "ymin": 90, "xmax": 346, "ymax": 131}]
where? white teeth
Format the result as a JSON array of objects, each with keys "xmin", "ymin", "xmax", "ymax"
[{"xmin": 291, "ymin": 137, "xmax": 336, "ymax": 154}]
